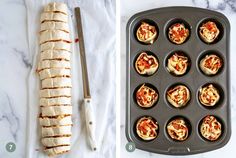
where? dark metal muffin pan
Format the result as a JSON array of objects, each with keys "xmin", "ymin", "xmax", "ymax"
[{"xmin": 126, "ymin": 7, "xmax": 231, "ymax": 155}]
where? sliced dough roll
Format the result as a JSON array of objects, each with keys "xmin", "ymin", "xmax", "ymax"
[
  {"xmin": 42, "ymin": 125, "xmax": 72, "ymax": 137},
  {"xmin": 40, "ymin": 88, "xmax": 71, "ymax": 98},
  {"xmin": 40, "ymin": 21, "xmax": 69, "ymax": 33},
  {"xmin": 42, "ymin": 77, "xmax": 72, "ymax": 89},
  {"xmin": 42, "ymin": 136, "xmax": 71, "ymax": 147},
  {"xmin": 44, "ymin": 2, "xmax": 68, "ymax": 15},
  {"xmin": 41, "ymin": 106, "xmax": 72, "ymax": 116},
  {"xmin": 40, "ymin": 50, "xmax": 70, "ymax": 61},
  {"xmin": 40, "ymin": 12, "xmax": 68, "ymax": 23},
  {"xmin": 37, "ymin": 60, "xmax": 71, "ymax": 72},
  {"xmin": 44, "ymin": 145, "xmax": 70, "ymax": 157},
  {"xmin": 40, "ymin": 41, "xmax": 71, "ymax": 52},
  {"xmin": 39, "ymin": 68, "xmax": 71, "ymax": 80},
  {"xmin": 40, "ymin": 97, "xmax": 71, "ymax": 106},
  {"xmin": 39, "ymin": 115, "xmax": 72, "ymax": 126},
  {"xmin": 40, "ymin": 30, "xmax": 71, "ymax": 44}
]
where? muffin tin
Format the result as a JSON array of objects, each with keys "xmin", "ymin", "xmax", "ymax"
[{"xmin": 126, "ymin": 7, "xmax": 231, "ymax": 155}]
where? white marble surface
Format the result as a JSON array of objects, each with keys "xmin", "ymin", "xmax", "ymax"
[
  {"xmin": 0, "ymin": 0, "xmax": 115, "ymax": 158},
  {"xmin": 121, "ymin": 0, "xmax": 236, "ymax": 157}
]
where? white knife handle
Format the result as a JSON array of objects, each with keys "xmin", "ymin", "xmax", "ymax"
[{"xmin": 84, "ymin": 98, "xmax": 97, "ymax": 151}]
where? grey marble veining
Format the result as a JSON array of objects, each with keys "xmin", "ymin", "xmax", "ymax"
[
  {"xmin": 121, "ymin": 0, "xmax": 236, "ymax": 157},
  {"xmin": 0, "ymin": 91, "xmax": 20, "ymax": 142}
]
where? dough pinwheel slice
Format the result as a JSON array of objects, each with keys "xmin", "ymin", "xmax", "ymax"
[
  {"xmin": 40, "ymin": 97, "xmax": 71, "ymax": 106},
  {"xmin": 40, "ymin": 50, "xmax": 71, "ymax": 61},
  {"xmin": 42, "ymin": 125, "xmax": 72, "ymax": 137},
  {"xmin": 135, "ymin": 52, "xmax": 158, "ymax": 75},
  {"xmin": 199, "ymin": 21, "xmax": 220, "ymax": 43},
  {"xmin": 167, "ymin": 53, "xmax": 189, "ymax": 75},
  {"xmin": 39, "ymin": 68, "xmax": 71, "ymax": 80},
  {"xmin": 44, "ymin": 2, "xmax": 68, "ymax": 15},
  {"xmin": 44, "ymin": 145, "xmax": 70, "ymax": 157},
  {"xmin": 167, "ymin": 85, "xmax": 190, "ymax": 108},
  {"xmin": 40, "ymin": 21, "xmax": 70, "ymax": 33},
  {"xmin": 40, "ymin": 88, "xmax": 71, "ymax": 98},
  {"xmin": 40, "ymin": 41, "xmax": 71, "ymax": 52},
  {"xmin": 136, "ymin": 22, "xmax": 157, "ymax": 44},
  {"xmin": 40, "ymin": 30, "xmax": 71, "ymax": 44},
  {"xmin": 42, "ymin": 136, "xmax": 71, "ymax": 147},
  {"xmin": 39, "ymin": 115, "xmax": 72, "ymax": 127},
  {"xmin": 41, "ymin": 106, "xmax": 72, "ymax": 117},
  {"xmin": 200, "ymin": 54, "xmax": 223, "ymax": 75},
  {"xmin": 136, "ymin": 84, "xmax": 158, "ymax": 108},
  {"xmin": 167, "ymin": 118, "xmax": 189, "ymax": 141},
  {"xmin": 200, "ymin": 115, "xmax": 222, "ymax": 141},
  {"xmin": 40, "ymin": 12, "xmax": 68, "ymax": 23},
  {"xmin": 42, "ymin": 77, "xmax": 72, "ymax": 89},
  {"xmin": 136, "ymin": 117, "xmax": 158, "ymax": 140},
  {"xmin": 37, "ymin": 60, "xmax": 71, "ymax": 72},
  {"xmin": 199, "ymin": 84, "xmax": 220, "ymax": 106},
  {"xmin": 168, "ymin": 23, "xmax": 189, "ymax": 44}
]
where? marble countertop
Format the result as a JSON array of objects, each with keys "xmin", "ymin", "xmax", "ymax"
[
  {"xmin": 121, "ymin": 0, "xmax": 236, "ymax": 158},
  {"xmin": 0, "ymin": 0, "xmax": 115, "ymax": 158}
]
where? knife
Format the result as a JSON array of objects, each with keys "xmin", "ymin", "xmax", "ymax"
[{"xmin": 75, "ymin": 7, "xmax": 97, "ymax": 151}]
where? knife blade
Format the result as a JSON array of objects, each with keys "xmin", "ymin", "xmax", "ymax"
[{"xmin": 75, "ymin": 7, "xmax": 97, "ymax": 151}]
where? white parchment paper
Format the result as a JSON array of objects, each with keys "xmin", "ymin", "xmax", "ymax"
[{"xmin": 24, "ymin": 0, "xmax": 116, "ymax": 157}]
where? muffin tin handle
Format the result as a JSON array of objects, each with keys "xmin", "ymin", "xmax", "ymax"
[{"xmin": 168, "ymin": 147, "xmax": 190, "ymax": 154}]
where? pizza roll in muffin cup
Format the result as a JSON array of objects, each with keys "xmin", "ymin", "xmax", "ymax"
[
  {"xmin": 200, "ymin": 54, "xmax": 223, "ymax": 75},
  {"xmin": 167, "ymin": 118, "xmax": 189, "ymax": 141},
  {"xmin": 200, "ymin": 115, "xmax": 222, "ymax": 141},
  {"xmin": 136, "ymin": 22, "xmax": 157, "ymax": 44},
  {"xmin": 136, "ymin": 116, "xmax": 158, "ymax": 141},
  {"xmin": 167, "ymin": 85, "xmax": 190, "ymax": 108},
  {"xmin": 168, "ymin": 23, "xmax": 189, "ymax": 44},
  {"xmin": 167, "ymin": 52, "xmax": 189, "ymax": 76},
  {"xmin": 136, "ymin": 84, "xmax": 158, "ymax": 108},
  {"xmin": 135, "ymin": 52, "xmax": 158, "ymax": 76},
  {"xmin": 199, "ymin": 84, "xmax": 220, "ymax": 107},
  {"xmin": 199, "ymin": 21, "xmax": 220, "ymax": 43}
]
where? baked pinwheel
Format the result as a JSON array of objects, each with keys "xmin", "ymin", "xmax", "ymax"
[
  {"xmin": 167, "ymin": 85, "xmax": 190, "ymax": 108},
  {"xmin": 136, "ymin": 117, "xmax": 158, "ymax": 140},
  {"xmin": 168, "ymin": 23, "xmax": 189, "ymax": 44},
  {"xmin": 136, "ymin": 22, "xmax": 157, "ymax": 44},
  {"xmin": 199, "ymin": 21, "xmax": 220, "ymax": 43},
  {"xmin": 136, "ymin": 84, "xmax": 158, "ymax": 108},
  {"xmin": 200, "ymin": 54, "xmax": 223, "ymax": 75},
  {"xmin": 167, "ymin": 118, "xmax": 189, "ymax": 141},
  {"xmin": 135, "ymin": 52, "xmax": 158, "ymax": 75},
  {"xmin": 167, "ymin": 53, "xmax": 189, "ymax": 75},
  {"xmin": 199, "ymin": 84, "xmax": 220, "ymax": 107},
  {"xmin": 200, "ymin": 115, "xmax": 222, "ymax": 141}
]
